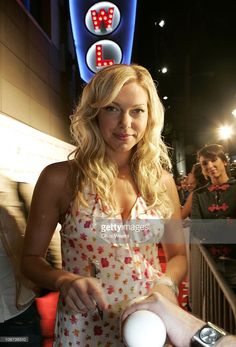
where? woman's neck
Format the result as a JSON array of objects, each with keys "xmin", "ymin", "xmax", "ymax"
[
  {"xmin": 117, "ymin": 166, "xmax": 132, "ymax": 180},
  {"xmin": 106, "ymin": 150, "xmax": 131, "ymax": 172},
  {"xmin": 210, "ymin": 173, "xmax": 229, "ymax": 185}
]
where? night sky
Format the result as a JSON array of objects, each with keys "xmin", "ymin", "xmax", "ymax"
[{"xmin": 133, "ymin": 0, "xmax": 236, "ymax": 170}]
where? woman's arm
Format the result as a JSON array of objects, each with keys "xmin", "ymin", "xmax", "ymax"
[
  {"xmin": 154, "ymin": 172, "xmax": 187, "ymax": 303},
  {"xmin": 181, "ymin": 191, "xmax": 193, "ymax": 219},
  {"xmin": 21, "ymin": 162, "xmax": 73, "ymax": 289},
  {"xmin": 21, "ymin": 161, "xmax": 107, "ymax": 313}
]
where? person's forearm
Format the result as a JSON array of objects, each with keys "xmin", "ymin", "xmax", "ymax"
[
  {"xmin": 165, "ymin": 254, "xmax": 187, "ymax": 284},
  {"xmin": 21, "ymin": 255, "xmax": 79, "ymax": 291},
  {"xmin": 217, "ymin": 335, "xmax": 236, "ymax": 347},
  {"xmin": 150, "ymin": 255, "xmax": 187, "ymax": 304},
  {"xmin": 181, "ymin": 208, "xmax": 189, "ymax": 220},
  {"xmin": 181, "ymin": 204, "xmax": 190, "ymax": 220}
]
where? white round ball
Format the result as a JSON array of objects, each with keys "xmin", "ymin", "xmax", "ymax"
[{"xmin": 123, "ymin": 309, "xmax": 166, "ymax": 347}]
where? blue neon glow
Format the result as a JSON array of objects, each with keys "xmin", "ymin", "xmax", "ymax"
[
  {"xmin": 69, "ymin": 0, "xmax": 137, "ymax": 83},
  {"xmin": 23, "ymin": 0, "xmax": 30, "ymax": 10}
]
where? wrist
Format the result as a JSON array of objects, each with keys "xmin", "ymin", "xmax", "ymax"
[
  {"xmin": 217, "ymin": 335, "xmax": 235, "ymax": 347},
  {"xmin": 155, "ymin": 275, "xmax": 179, "ymax": 296},
  {"xmin": 55, "ymin": 273, "xmax": 80, "ymax": 291}
]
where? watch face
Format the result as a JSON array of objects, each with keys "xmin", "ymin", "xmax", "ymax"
[{"xmin": 200, "ymin": 327, "xmax": 219, "ymax": 344}]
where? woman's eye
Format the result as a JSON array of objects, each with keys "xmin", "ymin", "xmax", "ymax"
[
  {"xmin": 131, "ymin": 108, "xmax": 145, "ymax": 115},
  {"xmin": 104, "ymin": 106, "xmax": 118, "ymax": 112},
  {"xmin": 102, "ymin": 106, "xmax": 145, "ymax": 116}
]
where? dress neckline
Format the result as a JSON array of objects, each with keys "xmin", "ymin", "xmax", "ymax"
[
  {"xmin": 96, "ymin": 192, "xmax": 142, "ymax": 223},
  {"xmin": 120, "ymin": 193, "xmax": 141, "ymax": 223}
]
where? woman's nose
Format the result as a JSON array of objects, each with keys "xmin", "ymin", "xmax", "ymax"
[
  {"xmin": 119, "ymin": 111, "xmax": 131, "ymax": 128},
  {"xmin": 206, "ymin": 160, "xmax": 213, "ymax": 168}
]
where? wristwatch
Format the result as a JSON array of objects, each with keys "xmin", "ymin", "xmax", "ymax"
[{"xmin": 191, "ymin": 322, "xmax": 227, "ymax": 346}]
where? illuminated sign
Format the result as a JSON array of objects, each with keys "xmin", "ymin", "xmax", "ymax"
[
  {"xmin": 69, "ymin": 0, "xmax": 137, "ymax": 82},
  {"xmin": 86, "ymin": 40, "xmax": 122, "ymax": 73},
  {"xmin": 85, "ymin": 2, "xmax": 120, "ymax": 35}
]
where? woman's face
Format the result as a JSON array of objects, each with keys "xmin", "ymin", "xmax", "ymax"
[
  {"xmin": 97, "ymin": 82, "xmax": 148, "ymax": 161},
  {"xmin": 199, "ymin": 155, "xmax": 227, "ymax": 181}
]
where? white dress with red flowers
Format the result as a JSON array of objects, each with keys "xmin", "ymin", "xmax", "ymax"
[{"xmin": 53, "ymin": 192, "xmax": 165, "ymax": 347}]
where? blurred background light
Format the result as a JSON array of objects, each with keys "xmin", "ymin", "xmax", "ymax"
[
  {"xmin": 161, "ymin": 66, "xmax": 168, "ymax": 74},
  {"xmin": 232, "ymin": 109, "xmax": 236, "ymax": 118},
  {"xmin": 218, "ymin": 125, "xmax": 233, "ymax": 140},
  {"xmin": 159, "ymin": 19, "xmax": 165, "ymax": 27}
]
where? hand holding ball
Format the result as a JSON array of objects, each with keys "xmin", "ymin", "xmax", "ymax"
[{"xmin": 122, "ymin": 309, "xmax": 166, "ymax": 347}]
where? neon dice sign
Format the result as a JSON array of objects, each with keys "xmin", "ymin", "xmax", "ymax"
[{"xmin": 69, "ymin": 0, "xmax": 137, "ymax": 82}]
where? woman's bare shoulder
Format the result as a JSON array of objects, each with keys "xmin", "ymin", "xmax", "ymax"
[
  {"xmin": 39, "ymin": 160, "xmax": 75, "ymax": 183},
  {"xmin": 160, "ymin": 170, "xmax": 175, "ymax": 185},
  {"xmin": 159, "ymin": 170, "xmax": 179, "ymax": 201},
  {"xmin": 34, "ymin": 160, "xmax": 76, "ymax": 205}
]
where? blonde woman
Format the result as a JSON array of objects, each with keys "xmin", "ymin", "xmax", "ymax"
[{"xmin": 22, "ymin": 64, "xmax": 187, "ymax": 346}]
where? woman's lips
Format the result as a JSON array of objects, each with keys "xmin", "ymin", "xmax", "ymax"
[{"xmin": 114, "ymin": 133, "xmax": 133, "ymax": 140}]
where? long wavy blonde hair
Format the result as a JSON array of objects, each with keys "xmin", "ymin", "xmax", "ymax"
[{"xmin": 70, "ymin": 64, "xmax": 173, "ymax": 218}]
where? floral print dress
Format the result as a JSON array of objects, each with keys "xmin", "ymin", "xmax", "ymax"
[{"xmin": 54, "ymin": 192, "xmax": 165, "ymax": 347}]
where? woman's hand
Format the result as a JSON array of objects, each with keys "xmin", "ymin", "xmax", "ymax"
[{"xmin": 57, "ymin": 275, "xmax": 108, "ymax": 313}]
